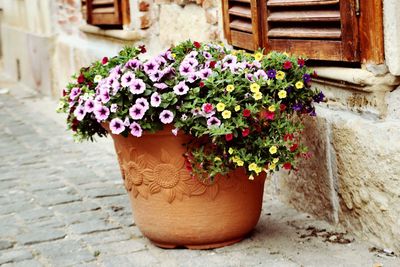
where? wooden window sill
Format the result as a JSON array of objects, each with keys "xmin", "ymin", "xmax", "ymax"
[{"xmin": 79, "ymin": 24, "xmax": 143, "ymax": 41}]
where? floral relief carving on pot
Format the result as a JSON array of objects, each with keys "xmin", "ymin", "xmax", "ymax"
[
  {"xmin": 142, "ymin": 149, "xmax": 192, "ymax": 203},
  {"xmin": 119, "ymin": 148, "xmax": 150, "ymax": 199},
  {"xmin": 186, "ymin": 173, "xmax": 238, "ymax": 200}
]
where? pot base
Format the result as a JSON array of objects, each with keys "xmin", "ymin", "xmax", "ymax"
[{"xmin": 151, "ymin": 236, "xmax": 244, "ymax": 250}]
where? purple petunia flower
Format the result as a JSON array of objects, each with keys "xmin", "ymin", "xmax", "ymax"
[
  {"xmin": 171, "ymin": 128, "xmax": 179, "ymax": 136},
  {"xmin": 186, "ymin": 58, "xmax": 198, "ymax": 68},
  {"xmin": 199, "ymin": 68, "xmax": 212, "ymax": 80},
  {"xmin": 254, "ymin": 70, "xmax": 268, "ymax": 80},
  {"xmin": 252, "ymin": 60, "xmax": 261, "ymax": 69},
  {"xmin": 125, "ymin": 59, "xmax": 142, "ymax": 70},
  {"xmin": 100, "ymin": 88, "xmax": 110, "ymax": 103},
  {"xmin": 110, "ymin": 118, "xmax": 125, "ymax": 134},
  {"xmin": 179, "ymin": 62, "xmax": 195, "ymax": 76},
  {"xmin": 110, "ymin": 103, "xmax": 118, "ymax": 113},
  {"xmin": 246, "ymin": 73, "xmax": 254, "ymax": 81},
  {"xmin": 129, "ymin": 104, "xmax": 146, "ymax": 120},
  {"xmin": 143, "ymin": 59, "xmax": 159, "ymax": 75},
  {"xmin": 123, "ymin": 117, "xmax": 131, "ymax": 126},
  {"xmin": 160, "ymin": 49, "xmax": 174, "ymax": 61},
  {"xmin": 84, "ymin": 99, "xmax": 95, "ymax": 113},
  {"xmin": 121, "ymin": 71, "xmax": 135, "ymax": 87},
  {"xmin": 149, "ymin": 71, "xmax": 162, "ymax": 82},
  {"xmin": 150, "ymin": 92, "xmax": 161, "ymax": 107},
  {"xmin": 203, "ymin": 51, "xmax": 212, "ymax": 60},
  {"xmin": 313, "ymin": 92, "xmax": 325, "ymax": 103},
  {"xmin": 293, "ymin": 103, "xmax": 303, "ymax": 111},
  {"xmin": 94, "ymin": 105, "xmax": 110, "ymax": 121},
  {"xmin": 129, "ymin": 79, "xmax": 146, "ymax": 95},
  {"xmin": 187, "ymin": 51, "xmax": 198, "ymax": 59},
  {"xmin": 70, "ymin": 87, "xmax": 81, "ymax": 100},
  {"xmin": 155, "ymin": 55, "xmax": 167, "ymax": 65},
  {"xmin": 159, "ymin": 110, "xmax": 174, "ymax": 124},
  {"xmin": 223, "ymin": 55, "xmax": 237, "ymax": 66},
  {"xmin": 74, "ymin": 105, "xmax": 86, "ymax": 121},
  {"xmin": 187, "ymin": 73, "xmax": 198, "ymax": 83},
  {"xmin": 135, "ymin": 97, "xmax": 149, "ymax": 111},
  {"xmin": 173, "ymin": 81, "xmax": 189, "ymax": 95},
  {"xmin": 207, "ymin": 117, "xmax": 221, "ymax": 128},
  {"xmin": 130, "ymin": 122, "xmax": 143, "ymax": 137},
  {"xmin": 154, "ymin": 83, "xmax": 168, "ymax": 90},
  {"xmin": 267, "ymin": 69, "xmax": 276, "ymax": 79},
  {"xmin": 303, "ymin": 73, "xmax": 311, "ymax": 83}
]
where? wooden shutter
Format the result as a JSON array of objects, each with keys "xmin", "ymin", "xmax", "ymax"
[
  {"xmin": 83, "ymin": 0, "xmax": 130, "ymax": 28},
  {"xmin": 261, "ymin": 0, "xmax": 359, "ymax": 61},
  {"xmin": 222, "ymin": 0, "xmax": 261, "ymax": 50}
]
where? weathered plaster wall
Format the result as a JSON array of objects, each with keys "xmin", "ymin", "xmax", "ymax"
[{"xmin": 384, "ymin": 0, "xmax": 400, "ymax": 75}]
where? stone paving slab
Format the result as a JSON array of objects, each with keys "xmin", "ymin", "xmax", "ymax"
[{"xmin": 0, "ymin": 77, "xmax": 400, "ymax": 266}]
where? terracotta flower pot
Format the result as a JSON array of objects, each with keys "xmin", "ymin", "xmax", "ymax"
[{"xmin": 108, "ymin": 127, "xmax": 266, "ymax": 249}]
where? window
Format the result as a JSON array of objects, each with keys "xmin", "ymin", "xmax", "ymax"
[
  {"xmin": 81, "ymin": 0, "xmax": 130, "ymax": 29},
  {"xmin": 222, "ymin": 0, "xmax": 384, "ymax": 63}
]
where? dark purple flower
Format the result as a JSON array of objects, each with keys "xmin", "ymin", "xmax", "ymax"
[
  {"xmin": 313, "ymin": 92, "xmax": 325, "ymax": 103},
  {"xmin": 293, "ymin": 103, "xmax": 303, "ymax": 111},
  {"xmin": 267, "ymin": 69, "xmax": 276, "ymax": 79},
  {"xmin": 303, "ymin": 73, "xmax": 312, "ymax": 83}
]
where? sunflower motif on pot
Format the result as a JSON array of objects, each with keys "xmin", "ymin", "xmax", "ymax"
[
  {"xmin": 143, "ymin": 149, "xmax": 192, "ymax": 203},
  {"xmin": 120, "ymin": 148, "xmax": 149, "ymax": 198},
  {"xmin": 186, "ymin": 172, "xmax": 237, "ymax": 200}
]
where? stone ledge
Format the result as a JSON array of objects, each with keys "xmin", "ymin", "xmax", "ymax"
[
  {"xmin": 79, "ymin": 24, "xmax": 144, "ymax": 41},
  {"xmin": 314, "ymin": 67, "xmax": 400, "ymax": 92}
]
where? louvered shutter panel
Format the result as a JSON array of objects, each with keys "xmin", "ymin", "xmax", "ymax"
[
  {"xmin": 222, "ymin": 0, "xmax": 261, "ymax": 50},
  {"xmin": 86, "ymin": 0, "xmax": 123, "ymax": 28},
  {"xmin": 261, "ymin": 0, "xmax": 359, "ymax": 61}
]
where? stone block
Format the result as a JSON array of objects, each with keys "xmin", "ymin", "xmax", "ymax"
[
  {"xmin": 0, "ymin": 249, "xmax": 33, "ymax": 265},
  {"xmin": 159, "ymin": 4, "xmax": 212, "ymax": 48},
  {"xmin": 276, "ymin": 116, "xmax": 337, "ymax": 222},
  {"xmin": 205, "ymin": 7, "xmax": 218, "ymax": 25},
  {"xmin": 384, "ymin": 0, "xmax": 400, "ymax": 75},
  {"xmin": 331, "ymin": 115, "xmax": 400, "ymax": 252},
  {"xmin": 140, "ymin": 13, "xmax": 152, "ymax": 29},
  {"xmin": 69, "ymin": 220, "xmax": 121, "ymax": 235},
  {"xmin": 16, "ymin": 229, "xmax": 66, "ymax": 245}
]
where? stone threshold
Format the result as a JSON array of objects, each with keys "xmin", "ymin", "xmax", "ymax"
[{"xmin": 79, "ymin": 24, "xmax": 143, "ymax": 42}]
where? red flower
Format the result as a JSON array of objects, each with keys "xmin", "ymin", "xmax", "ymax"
[
  {"xmin": 209, "ymin": 61, "xmax": 216, "ymax": 69},
  {"xmin": 77, "ymin": 74, "xmax": 84, "ymax": 84},
  {"xmin": 139, "ymin": 45, "xmax": 146, "ymax": 53},
  {"xmin": 71, "ymin": 118, "xmax": 79, "ymax": 132},
  {"xmin": 283, "ymin": 61, "xmax": 292, "ymax": 70},
  {"xmin": 280, "ymin": 104, "xmax": 287, "ymax": 112},
  {"xmin": 225, "ymin": 133, "xmax": 233, "ymax": 141},
  {"xmin": 101, "ymin": 57, "xmax": 108, "ymax": 64},
  {"xmin": 283, "ymin": 162, "xmax": 292, "ymax": 170},
  {"xmin": 193, "ymin": 41, "xmax": 201, "ymax": 49},
  {"xmin": 297, "ymin": 58, "xmax": 305, "ymax": 67},
  {"xmin": 199, "ymin": 81, "xmax": 205, "ymax": 88},
  {"xmin": 203, "ymin": 103, "xmax": 213, "ymax": 113},
  {"xmin": 312, "ymin": 70, "xmax": 318, "ymax": 78},
  {"xmin": 243, "ymin": 109, "xmax": 251, "ymax": 117},
  {"xmin": 290, "ymin": 143, "xmax": 298, "ymax": 152},
  {"xmin": 262, "ymin": 111, "xmax": 275, "ymax": 120},
  {"xmin": 284, "ymin": 133, "xmax": 294, "ymax": 141},
  {"xmin": 242, "ymin": 128, "xmax": 250, "ymax": 137},
  {"xmin": 62, "ymin": 89, "xmax": 66, "ymax": 97}
]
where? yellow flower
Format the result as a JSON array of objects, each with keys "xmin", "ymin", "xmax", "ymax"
[
  {"xmin": 237, "ymin": 160, "xmax": 244, "ymax": 166},
  {"xmin": 232, "ymin": 50, "xmax": 238, "ymax": 55},
  {"xmin": 228, "ymin": 148, "xmax": 234, "ymax": 155},
  {"xmin": 273, "ymin": 158, "xmax": 279, "ymax": 164},
  {"xmin": 266, "ymin": 52, "xmax": 272, "ymax": 59},
  {"xmin": 268, "ymin": 105, "xmax": 276, "ymax": 112},
  {"xmin": 226, "ymin": 84, "xmax": 235, "ymax": 92},
  {"xmin": 216, "ymin": 102, "xmax": 225, "ymax": 112},
  {"xmin": 222, "ymin": 110, "xmax": 231, "ymax": 119},
  {"xmin": 248, "ymin": 163, "xmax": 258, "ymax": 171},
  {"xmin": 278, "ymin": 90, "xmax": 287, "ymax": 99},
  {"xmin": 283, "ymin": 52, "xmax": 289, "ymax": 57},
  {"xmin": 276, "ymin": 71, "xmax": 285, "ymax": 80},
  {"xmin": 254, "ymin": 52, "xmax": 263, "ymax": 61},
  {"xmin": 172, "ymin": 53, "xmax": 176, "ymax": 58},
  {"xmin": 250, "ymin": 83, "xmax": 260, "ymax": 93},
  {"xmin": 249, "ymin": 175, "xmax": 254, "ymax": 180},
  {"xmin": 267, "ymin": 80, "xmax": 272, "ymax": 86},
  {"xmin": 269, "ymin": 146, "xmax": 278, "ymax": 154},
  {"xmin": 215, "ymin": 157, "xmax": 221, "ymax": 161},
  {"xmin": 234, "ymin": 105, "xmax": 241, "ymax": 112},
  {"xmin": 254, "ymin": 166, "xmax": 262, "ymax": 175},
  {"xmin": 253, "ymin": 91, "xmax": 263, "ymax": 101},
  {"xmin": 295, "ymin": 81, "xmax": 304, "ymax": 89},
  {"xmin": 269, "ymin": 163, "xmax": 276, "ymax": 170}
]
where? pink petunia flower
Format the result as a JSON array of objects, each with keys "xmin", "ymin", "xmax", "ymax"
[
  {"xmin": 110, "ymin": 118, "xmax": 125, "ymax": 134},
  {"xmin": 154, "ymin": 83, "xmax": 168, "ymax": 90},
  {"xmin": 121, "ymin": 71, "xmax": 135, "ymax": 87},
  {"xmin": 254, "ymin": 70, "xmax": 268, "ymax": 80},
  {"xmin": 123, "ymin": 117, "xmax": 131, "ymax": 126},
  {"xmin": 125, "ymin": 59, "xmax": 142, "ymax": 70},
  {"xmin": 110, "ymin": 103, "xmax": 118, "ymax": 113},
  {"xmin": 100, "ymin": 88, "xmax": 110, "ymax": 103},
  {"xmin": 199, "ymin": 68, "xmax": 212, "ymax": 80},
  {"xmin": 143, "ymin": 59, "xmax": 159, "ymax": 75},
  {"xmin": 202, "ymin": 103, "xmax": 214, "ymax": 114},
  {"xmin": 187, "ymin": 73, "xmax": 198, "ymax": 83},
  {"xmin": 94, "ymin": 105, "xmax": 110, "ymax": 121},
  {"xmin": 173, "ymin": 81, "xmax": 189, "ymax": 95},
  {"xmin": 179, "ymin": 62, "xmax": 194, "ymax": 76},
  {"xmin": 84, "ymin": 99, "xmax": 95, "ymax": 113},
  {"xmin": 149, "ymin": 71, "xmax": 162, "ymax": 82},
  {"xmin": 159, "ymin": 110, "xmax": 174, "ymax": 124},
  {"xmin": 135, "ymin": 97, "xmax": 149, "ymax": 111},
  {"xmin": 207, "ymin": 117, "xmax": 221, "ymax": 128},
  {"xmin": 130, "ymin": 122, "xmax": 143, "ymax": 137},
  {"xmin": 69, "ymin": 87, "xmax": 81, "ymax": 100},
  {"xmin": 150, "ymin": 92, "xmax": 161, "ymax": 107},
  {"xmin": 129, "ymin": 104, "xmax": 146, "ymax": 120},
  {"xmin": 129, "ymin": 79, "xmax": 146, "ymax": 95},
  {"xmin": 74, "ymin": 105, "xmax": 86, "ymax": 121}
]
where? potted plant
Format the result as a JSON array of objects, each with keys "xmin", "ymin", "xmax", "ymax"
[{"xmin": 58, "ymin": 40, "xmax": 324, "ymax": 249}]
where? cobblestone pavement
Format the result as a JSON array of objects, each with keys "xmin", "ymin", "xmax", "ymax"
[{"xmin": 0, "ymin": 77, "xmax": 399, "ymax": 267}]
